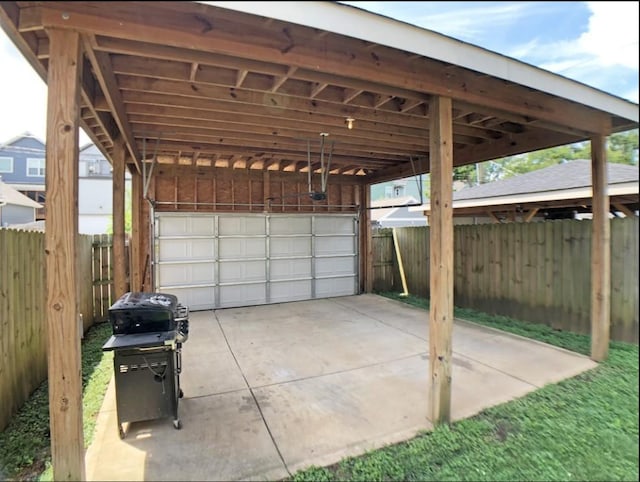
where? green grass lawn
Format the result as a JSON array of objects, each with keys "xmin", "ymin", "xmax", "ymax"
[
  {"xmin": 0, "ymin": 321, "xmax": 113, "ymax": 481},
  {"xmin": 290, "ymin": 292, "xmax": 639, "ymax": 482}
]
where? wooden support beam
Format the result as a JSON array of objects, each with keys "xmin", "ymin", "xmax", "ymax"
[
  {"xmin": 373, "ymin": 94, "xmax": 394, "ymax": 109},
  {"xmin": 486, "ymin": 211, "xmax": 501, "ymax": 224},
  {"xmin": 310, "ymin": 82, "xmax": 328, "ymax": 98},
  {"xmin": 400, "ymin": 98, "xmax": 424, "ymax": 113},
  {"xmin": 130, "ymin": 170, "xmax": 142, "ymax": 291},
  {"xmin": 523, "ymin": 208, "xmax": 539, "ymax": 222},
  {"xmin": 112, "ymin": 137, "xmax": 127, "ymax": 298},
  {"xmin": 271, "ymin": 66, "xmax": 297, "ymax": 93},
  {"xmin": 591, "ymin": 134, "xmax": 611, "ymax": 361},
  {"xmin": 263, "ymin": 170, "xmax": 270, "ymax": 211},
  {"xmin": 81, "ymin": 35, "xmax": 141, "ymax": 172},
  {"xmin": 235, "ymin": 69, "xmax": 248, "ymax": 88},
  {"xmin": 429, "ymin": 95, "xmax": 454, "ymax": 425},
  {"xmin": 612, "ymin": 202, "xmax": 635, "ymax": 217},
  {"xmin": 343, "ymin": 88, "xmax": 362, "ymax": 104},
  {"xmin": 44, "ymin": 28, "xmax": 85, "ymax": 481},
  {"xmin": 360, "ymin": 184, "xmax": 372, "ymax": 293},
  {"xmin": 189, "ymin": 62, "xmax": 199, "ymax": 81}
]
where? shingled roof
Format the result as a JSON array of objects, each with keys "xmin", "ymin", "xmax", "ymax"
[
  {"xmin": 454, "ymin": 160, "xmax": 638, "ymax": 201},
  {"xmin": 0, "ymin": 179, "xmax": 42, "ymax": 209}
]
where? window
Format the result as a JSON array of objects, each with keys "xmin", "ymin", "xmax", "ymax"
[
  {"xmin": 0, "ymin": 157, "xmax": 13, "ymax": 173},
  {"xmin": 27, "ymin": 158, "xmax": 45, "ymax": 177}
]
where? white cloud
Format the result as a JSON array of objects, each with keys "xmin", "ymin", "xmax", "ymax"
[
  {"xmin": 405, "ymin": 3, "xmax": 532, "ymax": 42},
  {"xmin": 343, "ymin": 1, "xmax": 535, "ymax": 44},
  {"xmin": 580, "ymin": 1, "xmax": 639, "ymax": 70},
  {"xmin": 501, "ymin": 2, "xmax": 638, "ymax": 101}
]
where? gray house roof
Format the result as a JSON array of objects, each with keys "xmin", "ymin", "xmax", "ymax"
[
  {"xmin": 454, "ymin": 160, "xmax": 638, "ymax": 201},
  {"xmin": 370, "ymin": 195, "xmax": 427, "ymax": 227},
  {"xmin": 409, "ymin": 160, "xmax": 638, "ymax": 216},
  {"xmin": 0, "ymin": 179, "xmax": 42, "ymax": 208}
]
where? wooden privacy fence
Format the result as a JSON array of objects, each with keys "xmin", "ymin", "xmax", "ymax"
[
  {"xmin": 92, "ymin": 234, "xmax": 114, "ymax": 321},
  {"xmin": 0, "ymin": 229, "xmax": 95, "ymax": 432},
  {"xmin": 373, "ymin": 217, "xmax": 639, "ymax": 343}
]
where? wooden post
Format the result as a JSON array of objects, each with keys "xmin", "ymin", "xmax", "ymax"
[
  {"xmin": 360, "ymin": 183, "xmax": 373, "ymax": 293},
  {"xmin": 591, "ymin": 134, "xmax": 610, "ymax": 361},
  {"xmin": 130, "ymin": 170, "xmax": 142, "ymax": 292},
  {"xmin": 44, "ymin": 28, "xmax": 85, "ymax": 481},
  {"xmin": 112, "ymin": 137, "xmax": 127, "ymax": 298},
  {"xmin": 263, "ymin": 170, "xmax": 271, "ymax": 212},
  {"xmin": 429, "ymin": 95, "xmax": 454, "ymax": 424}
]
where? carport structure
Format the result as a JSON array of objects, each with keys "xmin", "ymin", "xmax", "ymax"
[{"xmin": 0, "ymin": 1, "xmax": 637, "ymax": 479}]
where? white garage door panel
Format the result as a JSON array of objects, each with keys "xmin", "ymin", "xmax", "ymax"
[
  {"xmin": 270, "ymin": 258, "xmax": 311, "ymax": 280},
  {"xmin": 158, "ymin": 262, "xmax": 215, "ymax": 286},
  {"xmin": 316, "ymin": 277, "xmax": 354, "ymax": 297},
  {"xmin": 219, "ymin": 216, "xmax": 265, "ymax": 236},
  {"xmin": 270, "ymin": 216, "xmax": 311, "ymax": 234},
  {"xmin": 314, "ymin": 216, "xmax": 353, "ymax": 235},
  {"xmin": 316, "ymin": 257, "xmax": 355, "ymax": 277},
  {"xmin": 163, "ymin": 286, "xmax": 215, "ymax": 312},
  {"xmin": 219, "ymin": 260, "xmax": 266, "ymax": 283},
  {"xmin": 219, "ymin": 237, "xmax": 265, "ymax": 259},
  {"xmin": 154, "ymin": 213, "xmax": 357, "ymax": 310},
  {"xmin": 158, "ymin": 238, "xmax": 215, "ymax": 261},
  {"xmin": 159, "ymin": 216, "xmax": 215, "ymax": 236},
  {"xmin": 220, "ymin": 283, "xmax": 266, "ymax": 308},
  {"xmin": 270, "ymin": 237, "xmax": 311, "ymax": 257},
  {"xmin": 315, "ymin": 236, "xmax": 354, "ymax": 256},
  {"xmin": 271, "ymin": 280, "xmax": 312, "ymax": 302}
]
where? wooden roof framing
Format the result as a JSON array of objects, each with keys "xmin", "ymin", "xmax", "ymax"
[{"xmin": 1, "ymin": 1, "xmax": 637, "ymax": 183}]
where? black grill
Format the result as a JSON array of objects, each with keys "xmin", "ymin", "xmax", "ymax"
[
  {"xmin": 103, "ymin": 291, "xmax": 190, "ymax": 438},
  {"xmin": 109, "ymin": 291, "xmax": 189, "ymax": 342}
]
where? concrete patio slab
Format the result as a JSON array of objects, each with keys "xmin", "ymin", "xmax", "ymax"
[
  {"xmin": 216, "ymin": 298, "xmax": 427, "ymax": 386},
  {"xmin": 85, "ymin": 294, "xmax": 598, "ymax": 481},
  {"xmin": 254, "ymin": 354, "xmax": 433, "ymax": 474}
]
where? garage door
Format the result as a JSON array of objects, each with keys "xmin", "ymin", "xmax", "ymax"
[{"xmin": 153, "ymin": 212, "xmax": 359, "ymax": 310}]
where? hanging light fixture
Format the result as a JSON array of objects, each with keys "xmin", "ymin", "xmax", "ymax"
[{"xmin": 345, "ymin": 116, "xmax": 355, "ymax": 130}]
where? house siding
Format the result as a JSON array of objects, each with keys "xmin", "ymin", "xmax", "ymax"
[
  {"xmin": 0, "ymin": 135, "xmax": 47, "ymax": 186},
  {"xmin": 0, "ymin": 204, "xmax": 35, "ymax": 226}
]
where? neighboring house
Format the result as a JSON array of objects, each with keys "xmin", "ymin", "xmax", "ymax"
[
  {"xmin": 370, "ymin": 195, "xmax": 426, "ymax": 229},
  {"xmin": 409, "ymin": 160, "xmax": 639, "ymax": 224},
  {"xmin": 0, "ymin": 132, "xmax": 46, "ymax": 220},
  {"xmin": 371, "ymin": 176, "xmax": 466, "ymax": 201},
  {"xmin": 0, "ymin": 133, "xmax": 128, "ymax": 234},
  {"xmin": 78, "ymin": 142, "xmax": 131, "ymax": 234},
  {"xmin": 371, "ymin": 177, "xmax": 424, "ymax": 201},
  {"xmin": 0, "ymin": 177, "xmax": 42, "ymax": 227}
]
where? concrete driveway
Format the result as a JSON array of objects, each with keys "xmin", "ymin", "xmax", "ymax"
[{"xmin": 85, "ymin": 294, "xmax": 597, "ymax": 481}]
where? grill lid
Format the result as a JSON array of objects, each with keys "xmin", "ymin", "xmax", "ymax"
[
  {"xmin": 110, "ymin": 292, "xmax": 178, "ymax": 313},
  {"xmin": 108, "ymin": 292, "xmax": 185, "ymax": 336}
]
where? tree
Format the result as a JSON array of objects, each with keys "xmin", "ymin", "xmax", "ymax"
[
  {"xmin": 471, "ymin": 129, "xmax": 638, "ymax": 184},
  {"xmin": 608, "ymin": 129, "xmax": 639, "ymax": 164}
]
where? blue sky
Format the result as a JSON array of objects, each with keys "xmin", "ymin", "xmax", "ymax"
[
  {"xmin": 342, "ymin": 1, "xmax": 638, "ymax": 102},
  {"xmin": 0, "ymin": 1, "xmax": 638, "ymax": 145}
]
